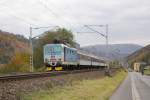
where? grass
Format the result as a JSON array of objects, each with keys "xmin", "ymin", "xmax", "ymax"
[
  {"xmin": 144, "ymin": 69, "xmax": 150, "ymax": 75},
  {"xmin": 22, "ymin": 70, "xmax": 127, "ymax": 100}
]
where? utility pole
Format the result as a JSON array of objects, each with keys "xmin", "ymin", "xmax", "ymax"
[
  {"xmin": 29, "ymin": 27, "xmax": 33, "ymax": 72},
  {"xmin": 105, "ymin": 24, "xmax": 109, "ymax": 69},
  {"xmin": 84, "ymin": 25, "xmax": 109, "ymax": 59},
  {"xmin": 77, "ymin": 24, "xmax": 110, "ymax": 75},
  {"xmin": 29, "ymin": 26, "xmax": 59, "ymax": 72}
]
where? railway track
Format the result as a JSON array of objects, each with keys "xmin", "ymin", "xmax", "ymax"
[
  {"xmin": 0, "ymin": 69, "xmax": 105, "ymax": 81},
  {"xmin": 0, "ymin": 68, "xmax": 119, "ymax": 81}
]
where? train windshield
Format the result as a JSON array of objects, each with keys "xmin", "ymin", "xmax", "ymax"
[{"xmin": 44, "ymin": 45, "xmax": 62, "ymax": 55}]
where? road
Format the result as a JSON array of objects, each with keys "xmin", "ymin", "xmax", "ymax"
[{"xmin": 110, "ymin": 72, "xmax": 150, "ymax": 100}]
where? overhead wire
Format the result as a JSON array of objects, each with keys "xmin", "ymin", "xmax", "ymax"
[
  {"xmin": 38, "ymin": 0, "xmax": 79, "ymax": 30},
  {"xmin": 43, "ymin": 0, "xmax": 86, "ymax": 34},
  {"xmin": 48, "ymin": 0, "xmax": 81, "ymax": 26},
  {"xmin": 0, "ymin": 0, "xmax": 81, "ymax": 32},
  {"xmin": 38, "ymin": 0, "xmax": 59, "ymax": 17},
  {"xmin": 0, "ymin": 0, "xmax": 78, "ymax": 30},
  {"xmin": 0, "ymin": 2, "xmax": 39, "ymax": 26}
]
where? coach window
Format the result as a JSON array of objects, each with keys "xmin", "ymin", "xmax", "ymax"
[{"xmin": 73, "ymin": 51, "xmax": 74, "ymax": 55}]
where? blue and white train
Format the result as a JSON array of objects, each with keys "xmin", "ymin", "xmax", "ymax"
[{"xmin": 43, "ymin": 44, "xmax": 107, "ymax": 71}]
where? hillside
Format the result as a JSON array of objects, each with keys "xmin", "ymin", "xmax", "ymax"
[
  {"xmin": 0, "ymin": 30, "xmax": 29, "ymax": 64},
  {"xmin": 81, "ymin": 44, "xmax": 142, "ymax": 60},
  {"xmin": 127, "ymin": 44, "xmax": 150, "ymax": 65}
]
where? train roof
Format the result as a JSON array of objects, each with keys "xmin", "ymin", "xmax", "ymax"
[
  {"xmin": 77, "ymin": 50, "xmax": 105, "ymax": 61},
  {"xmin": 44, "ymin": 44, "xmax": 77, "ymax": 51}
]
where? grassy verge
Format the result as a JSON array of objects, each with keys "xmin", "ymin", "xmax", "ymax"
[
  {"xmin": 22, "ymin": 70, "xmax": 127, "ymax": 100},
  {"xmin": 144, "ymin": 69, "xmax": 150, "ymax": 75}
]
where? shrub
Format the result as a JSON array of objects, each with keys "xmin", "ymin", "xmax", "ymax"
[{"xmin": 0, "ymin": 52, "xmax": 30, "ymax": 74}]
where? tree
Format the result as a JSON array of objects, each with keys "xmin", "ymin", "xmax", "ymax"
[
  {"xmin": 109, "ymin": 60, "xmax": 121, "ymax": 68},
  {"xmin": 33, "ymin": 28, "xmax": 75, "ymax": 69}
]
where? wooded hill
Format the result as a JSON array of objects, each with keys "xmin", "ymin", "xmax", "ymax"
[
  {"xmin": 127, "ymin": 44, "xmax": 150, "ymax": 66},
  {"xmin": 0, "ymin": 30, "xmax": 29, "ymax": 64}
]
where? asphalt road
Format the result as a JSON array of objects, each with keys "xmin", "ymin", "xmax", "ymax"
[{"xmin": 109, "ymin": 72, "xmax": 150, "ymax": 100}]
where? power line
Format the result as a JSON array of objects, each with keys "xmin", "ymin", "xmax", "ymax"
[
  {"xmin": 47, "ymin": 0, "xmax": 81, "ymax": 27},
  {"xmin": 38, "ymin": 0, "xmax": 78, "ymax": 29},
  {"xmin": 0, "ymin": 4, "xmax": 39, "ymax": 26},
  {"xmin": 0, "ymin": 0, "xmax": 78, "ymax": 31},
  {"xmin": 84, "ymin": 25, "xmax": 107, "ymax": 38},
  {"xmin": 38, "ymin": 0, "xmax": 59, "ymax": 17}
]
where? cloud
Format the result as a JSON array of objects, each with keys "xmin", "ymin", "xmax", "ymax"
[{"xmin": 0, "ymin": 0, "xmax": 150, "ymax": 46}]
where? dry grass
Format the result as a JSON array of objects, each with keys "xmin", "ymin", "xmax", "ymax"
[
  {"xmin": 22, "ymin": 70, "xmax": 127, "ymax": 100},
  {"xmin": 144, "ymin": 69, "xmax": 150, "ymax": 75}
]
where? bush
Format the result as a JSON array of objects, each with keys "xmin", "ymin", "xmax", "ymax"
[{"xmin": 0, "ymin": 52, "xmax": 30, "ymax": 74}]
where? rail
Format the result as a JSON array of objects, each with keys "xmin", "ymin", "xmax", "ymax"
[
  {"xmin": 0, "ymin": 68, "xmax": 119, "ymax": 81},
  {"xmin": 0, "ymin": 69, "xmax": 100, "ymax": 81}
]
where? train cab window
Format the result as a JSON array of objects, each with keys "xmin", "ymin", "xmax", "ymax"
[{"xmin": 70, "ymin": 50, "xmax": 71, "ymax": 54}]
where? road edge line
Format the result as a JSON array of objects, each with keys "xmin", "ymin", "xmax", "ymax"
[{"xmin": 131, "ymin": 73, "xmax": 141, "ymax": 100}]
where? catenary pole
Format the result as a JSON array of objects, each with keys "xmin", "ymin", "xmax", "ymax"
[
  {"xmin": 29, "ymin": 26, "xmax": 59, "ymax": 72},
  {"xmin": 29, "ymin": 27, "xmax": 34, "ymax": 72}
]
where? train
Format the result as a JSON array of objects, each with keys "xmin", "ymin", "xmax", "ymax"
[{"xmin": 43, "ymin": 44, "xmax": 107, "ymax": 71}]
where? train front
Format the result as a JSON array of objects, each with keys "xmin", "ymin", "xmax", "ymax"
[{"xmin": 44, "ymin": 44, "xmax": 63, "ymax": 71}]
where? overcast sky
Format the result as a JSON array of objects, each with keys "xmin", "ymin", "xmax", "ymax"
[{"xmin": 0, "ymin": 0, "xmax": 150, "ymax": 46}]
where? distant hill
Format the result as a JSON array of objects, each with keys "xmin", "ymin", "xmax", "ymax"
[
  {"xmin": 127, "ymin": 44, "xmax": 150, "ymax": 66},
  {"xmin": 0, "ymin": 30, "xmax": 29, "ymax": 64},
  {"xmin": 81, "ymin": 44, "xmax": 142, "ymax": 60}
]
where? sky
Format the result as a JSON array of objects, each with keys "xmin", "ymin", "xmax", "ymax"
[{"xmin": 0, "ymin": 0, "xmax": 150, "ymax": 47}]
